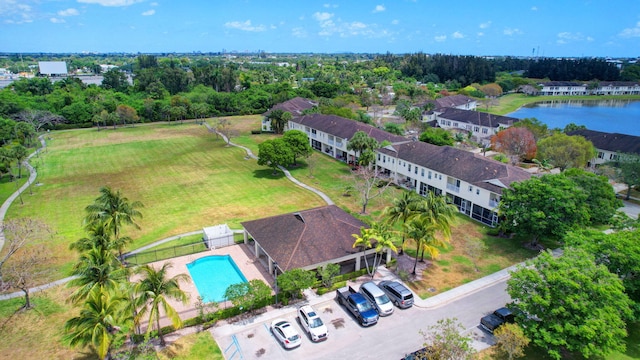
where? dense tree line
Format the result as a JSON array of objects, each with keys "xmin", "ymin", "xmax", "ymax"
[
  {"xmin": 377, "ymin": 53, "xmax": 497, "ymax": 86},
  {"xmin": 525, "ymin": 57, "xmax": 620, "ymax": 81}
]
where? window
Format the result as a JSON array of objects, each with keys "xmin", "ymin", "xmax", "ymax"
[
  {"xmin": 476, "ymin": 189, "xmax": 480, "ymax": 195},
  {"xmin": 415, "ymin": 166, "xmax": 418, "ymax": 174},
  {"xmin": 421, "ymin": 169, "xmax": 424, "ymax": 177},
  {"xmin": 428, "ymin": 171, "xmax": 432, "ymax": 179},
  {"xmin": 469, "ymin": 186, "xmax": 473, "ymax": 192},
  {"xmin": 408, "ymin": 164, "xmax": 411, "ymax": 172},
  {"xmin": 447, "ymin": 121, "xmax": 451, "ymax": 126},
  {"xmin": 439, "ymin": 174, "xmax": 442, "ymax": 180},
  {"xmin": 474, "ymin": 126, "xmax": 480, "ymax": 132},
  {"xmin": 453, "ymin": 122, "xmax": 458, "ymax": 127},
  {"xmin": 482, "ymin": 128, "xmax": 488, "ymax": 134},
  {"xmin": 311, "ymin": 129, "xmax": 317, "ymax": 134}
]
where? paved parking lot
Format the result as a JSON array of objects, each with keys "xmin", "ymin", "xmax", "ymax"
[
  {"xmin": 214, "ymin": 297, "xmax": 428, "ymax": 360},
  {"xmin": 211, "ymin": 278, "xmax": 506, "ymax": 360}
]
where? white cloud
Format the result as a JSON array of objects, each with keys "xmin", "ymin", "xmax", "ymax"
[
  {"xmin": 323, "ymin": 3, "xmax": 338, "ymax": 8},
  {"xmin": 292, "ymin": 27, "xmax": 307, "ymax": 38},
  {"xmin": 313, "ymin": 12, "xmax": 333, "ymax": 22},
  {"xmin": 477, "ymin": 32, "xmax": 484, "ymax": 37},
  {"xmin": 531, "ymin": 6, "xmax": 538, "ymax": 11},
  {"xmin": 435, "ymin": 35, "xmax": 446, "ymax": 42},
  {"xmin": 391, "ymin": 19, "xmax": 398, "ymax": 25},
  {"xmin": 0, "ymin": 1, "xmax": 33, "ymax": 24},
  {"xmin": 76, "ymin": 0, "xmax": 144, "ymax": 6},
  {"xmin": 373, "ymin": 5, "xmax": 385, "ymax": 13},
  {"xmin": 452, "ymin": 31, "xmax": 464, "ymax": 39},
  {"xmin": 50, "ymin": 17, "xmax": 65, "ymax": 23},
  {"xmin": 556, "ymin": 32, "xmax": 594, "ymax": 44},
  {"xmin": 503, "ymin": 28, "xmax": 522, "ymax": 36},
  {"xmin": 58, "ymin": 8, "xmax": 79, "ymax": 16},
  {"xmin": 142, "ymin": 9, "xmax": 154, "ymax": 16},
  {"xmin": 224, "ymin": 20, "xmax": 266, "ymax": 32},
  {"xmin": 150, "ymin": 2, "xmax": 158, "ymax": 5},
  {"xmin": 479, "ymin": 21, "xmax": 491, "ymax": 29},
  {"xmin": 619, "ymin": 21, "xmax": 640, "ymax": 38}
]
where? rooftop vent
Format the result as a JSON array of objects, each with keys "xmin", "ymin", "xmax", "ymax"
[{"xmin": 294, "ymin": 213, "xmax": 305, "ymax": 223}]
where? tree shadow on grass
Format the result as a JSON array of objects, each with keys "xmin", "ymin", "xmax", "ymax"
[{"xmin": 252, "ymin": 169, "xmax": 286, "ymax": 180}]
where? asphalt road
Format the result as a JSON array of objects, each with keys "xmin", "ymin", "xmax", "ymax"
[{"xmin": 213, "ymin": 280, "xmax": 510, "ymax": 360}]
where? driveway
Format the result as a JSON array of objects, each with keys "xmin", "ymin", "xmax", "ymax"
[{"xmin": 621, "ymin": 199, "xmax": 640, "ymax": 219}]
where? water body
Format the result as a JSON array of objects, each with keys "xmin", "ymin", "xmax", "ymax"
[{"xmin": 508, "ymin": 99, "xmax": 640, "ymax": 136}]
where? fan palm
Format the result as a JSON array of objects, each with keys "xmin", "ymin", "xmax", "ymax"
[
  {"xmin": 64, "ymin": 288, "xmax": 132, "ymax": 360},
  {"xmin": 134, "ymin": 262, "xmax": 189, "ymax": 346}
]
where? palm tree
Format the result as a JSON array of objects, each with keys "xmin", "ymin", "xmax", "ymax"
[
  {"xmin": 384, "ymin": 191, "xmax": 420, "ymax": 254},
  {"xmin": 134, "ymin": 262, "xmax": 189, "ymax": 346},
  {"xmin": 68, "ymin": 247, "xmax": 129, "ymax": 304},
  {"xmin": 70, "ymin": 222, "xmax": 114, "ymax": 254},
  {"xmin": 84, "ymin": 186, "xmax": 144, "ymax": 261},
  {"xmin": 404, "ymin": 192, "xmax": 457, "ymax": 274},
  {"xmin": 64, "ymin": 288, "xmax": 132, "ymax": 360},
  {"xmin": 352, "ymin": 224, "xmax": 398, "ymax": 278}
]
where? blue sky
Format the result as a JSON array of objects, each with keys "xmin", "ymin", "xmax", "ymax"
[{"xmin": 1, "ymin": 0, "xmax": 639, "ymax": 57}]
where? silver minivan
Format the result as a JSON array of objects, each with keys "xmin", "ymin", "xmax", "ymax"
[
  {"xmin": 359, "ymin": 281, "xmax": 394, "ymax": 316},
  {"xmin": 378, "ymin": 280, "xmax": 414, "ymax": 309}
]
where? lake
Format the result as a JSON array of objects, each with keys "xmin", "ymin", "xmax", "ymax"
[{"xmin": 507, "ymin": 99, "xmax": 640, "ymax": 136}]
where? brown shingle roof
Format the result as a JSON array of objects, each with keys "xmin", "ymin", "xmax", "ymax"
[
  {"xmin": 292, "ymin": 114, "xmax": 407, "ymax": 144},
  {"xmin": 263, "ymin": 97, "xmax": 317, "ymax": 117},
  {"xmin": 567, "ymin": 129, "xmax": 640, "ymax": 155},
  {"xmin": 437, "ymin": 108, "xmax": 520, "ymax": 128},
  {"xmin": 378, "ymin": 141, "xmax": 531, "ymax": 194},
  {"xmin": 240, "ymin": 205, "xmax": 367, "ymax": 271}
]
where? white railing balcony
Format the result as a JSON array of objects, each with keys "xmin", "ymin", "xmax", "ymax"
[{"xmin": 446, "ymin": 184, "xmax": 460, "ymax": 193}]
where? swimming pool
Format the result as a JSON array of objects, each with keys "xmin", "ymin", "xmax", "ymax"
[{"xmin": 186, "ymin": 255, "xmax": 248, "ymax": 303}]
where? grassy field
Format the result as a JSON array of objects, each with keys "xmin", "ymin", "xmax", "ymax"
[
  {"xmin": 4, "ymin": 120, "xmax": 325, "ymax": 280},
  {"xmin": 481, "ymin": 93, "xmax": 640, "ymax": 115}
]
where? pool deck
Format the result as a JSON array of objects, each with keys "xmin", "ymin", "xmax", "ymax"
[{"xmin": 138, "ymin": 243, "xmax": 273, "ymax": 331}]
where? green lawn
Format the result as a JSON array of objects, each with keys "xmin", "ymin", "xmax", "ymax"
[{"xmin": 5, "ymin": 123, "xmax": 324, "ymax": 280}]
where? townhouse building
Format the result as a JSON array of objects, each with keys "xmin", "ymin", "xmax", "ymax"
[
  {"xmin": 288, "ymin": 113, "xmax": 406, "ymax": 164},
  {"xmin": 537, "ymin": 81, "xmax": 640, "ymax": 96},
  {"xmin": 287, "ymin": 113, "xmax": 531, "ymax": 226},
  {"xmin": 538, "ymin": 81, "xmax": 588, "ymax": 96},
  {"xmin": 376, "ymin": 141, "xmax": 531, "ymax": 226},
  {"xmin": 434, "ymin": 108, "xmax": 520, "ymax": 145},
  {"xmin": 566, "ymin": 129, "xmax": 640, "ymax": 166},
  {"xmin": 261, "ymin": 97, "xmax": 317, "ymax": 132}
]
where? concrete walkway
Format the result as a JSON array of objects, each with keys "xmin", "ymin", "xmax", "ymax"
[{"xmin": 205, "ymin": 123, "xmax": 334, "ymax": 206}]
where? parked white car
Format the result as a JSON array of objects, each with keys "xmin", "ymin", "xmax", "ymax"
[
  {"xmin": 297, "ymin": 305, "xmax": 328, "ymax": 342},
  {"xmin": 270, "ymin": 319, "xmax": 302, "ymax": 349}
]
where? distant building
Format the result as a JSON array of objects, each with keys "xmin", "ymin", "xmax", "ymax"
[
  {"xmin": 566, "ymin": 129, "xmax": 640, "ymax": 167},
  {"xmin": 261, "ymin": 97, "xmax": 317, "ymax": 132},
  {"xmin": 434, "ymin": 108, "xmax": 520, "ymax": 146},
  {"xmin": 38, "ymin": 61, "xmax": 68, "ymax": 77}
]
